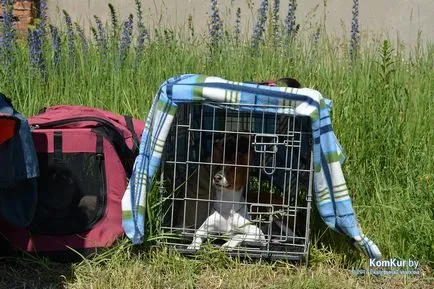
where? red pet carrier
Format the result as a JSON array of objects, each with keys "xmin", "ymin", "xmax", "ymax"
[{"xmin": 0, "ymin": 105, "xmax": 145, "ymax": 261}]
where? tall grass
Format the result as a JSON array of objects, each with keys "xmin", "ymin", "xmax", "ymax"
[{"xmin": 0, "ymin": 0, "xmax": 433, "ymax": 287}]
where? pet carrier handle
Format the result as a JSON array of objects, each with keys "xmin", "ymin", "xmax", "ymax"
[
  {"xmin": 124, "ymin": 116, "xmax": 140, "ymax": 154},
  {"xmin": 263, "ymin": 157, "xmax": 276, "ymax": 175},
  {"xmin": 253, "ymin": 134, "xmax": 278, "ymax": 175},
  {"xmin": 252, "ymin": 134, "xmax": 278, "ymax": 153}
]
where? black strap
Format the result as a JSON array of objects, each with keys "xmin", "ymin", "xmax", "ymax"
[
  {"xmin": 96, "ymin": 134, "xmax": 103, "ymax": 155},
  {"xmin": 54, "ymin": 131, "xmax": 63, "ymax": 163},
  {"xmin": 91, "ymin": 127, "xmax": 134, "ymax": 177},
  {"xmin": 124, "ymin": 115, "xmax": 140, "ymax": 153}
]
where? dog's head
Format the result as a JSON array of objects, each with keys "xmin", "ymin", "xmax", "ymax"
[
  {"xmin": 258, "ymin": 77, "xmax": 301, "ymax": 88},
  {"xmin": 211, "ymin": 134, "xmax": 252, "ymax": 192}
]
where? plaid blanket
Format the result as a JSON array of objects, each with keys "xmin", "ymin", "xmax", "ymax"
[{"xmin": 121, "ymin": 74, "xmax": 381, "ymax": 259}]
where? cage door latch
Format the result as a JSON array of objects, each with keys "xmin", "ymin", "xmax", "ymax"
[
  {"xmin": 253, "ymin": 134, "xmax": 278, "ymax": 153},
  {"xmin": 253, "ymin": 134, "xmax": 278, "ymax": 175}
]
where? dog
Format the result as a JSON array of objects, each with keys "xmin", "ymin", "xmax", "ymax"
[{"xmin": 187, "ymin": 134, "xmax": 266, "ymax": 250}]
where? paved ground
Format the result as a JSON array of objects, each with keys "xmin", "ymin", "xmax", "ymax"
[{"xmin": 47, "ymin": 0, "xmax": 433, "ymax": 46}]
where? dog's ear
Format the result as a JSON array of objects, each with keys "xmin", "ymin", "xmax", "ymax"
[
  {"xmin": 239, "ymin": 135, "xmax": 253, "ymax": 165},
  {"xmin": 277, "ymin": 78, "xmax": 301, "ymax": 88},
  {"xmin": 212, "ymin": 137, "xmax": 224, "ymax": 163},
  {"xmin": 239, "ymin": 149, "xmax": 253, "ymax": 166},
  {"xmin": 257, "ymin": 78, "xmax": 301, "ymax": 88},
  {"xmin": 232, "ymin": 135, "xmax": 248, "ymax": 154}
]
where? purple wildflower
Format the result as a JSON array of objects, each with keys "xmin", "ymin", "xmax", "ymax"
[
  {"xmin": 251, "ymin": 0, "xmax": 268, "ymax": 49},
  {"xmin": 314, "ymin": 27, "xmax": 321, "ymax": 46},
  {"xmin": 188, "ymin": 15, "xmax": 194, "ymax": 39},
  {"xmin": 285, "ymin": 0, "xmax": 298, "ymax": 39},
  {"xmin": 134, "ymin": 29, "xmax": 147, "ymax": 66},
  {"xmin": 63, "ymin": 10, "xmax": 75, "ymax": 61},
  {"xmin": 27, "ymin": 29, "xmax": 34, "ymax": 55},
  {"xmin": 39, "ymin": 0, "xmax": 48, "ymax": 34},
  {"xmin": 135, "ymin": 0, "xmax": 147, "ymax": 35},
  {"xmin": 49, "ymin": 24, "xmax": 61, "ymax": 66},
  {"xmin": 272, "ymin": 0, "xmax": 280, "ymax": 45},
  {"xmin": 234, "ymin": 7, "xmax": 241, "ymax": 44},
  {"xmin": 350, "ymin": 0, "xmax": 360, "ymax": 61},
  {"xmin": 209, "ymin": 0, "xmax": 222, "ymax": 49},
  {"xmin": 94, "ymin": 16, "xmax": 105, "ymax": 40},
  {"xmin": 163, "ymin": 29, "xmax": 174, "ymax": 43},
  {"xmin": 108, "ymin": 3, "xmax": 119, "ymax": 36},
  {"xmin": 118, "ymin": 14, "xmax": 134, "ymax": 65},
  {"xmin": 28, "ymin": 27, "xmax": 45, "ymax": 74},
  {"xmin": 135, "ymin": 0, "xmax": 143, "ymax": 26},
  {"xmin": 135, "ymin": 0, "xmax": 149, "ymax": 50},
  {"xmin": 75, "ymin": 22, "xmax": 89, "ymax": 53},
  {"xmin": 136, "ymin": 30, "xmax": 147, "ymax": 52},
  {"xmin": 94, "ymin": 15, "xmax": 107, "ymax": 61},
  {"xmin": 134, "ymin": 1, "xmax": 148, "ymax": 66},
  {"xmin": 310, "ymin": 27, "xmax": 321, "ymax": 62},
  {"xmin": 91, "ymin": 26, "xmax": 98, "ymax": 43},
  {"xmin": 1, "ymin": 0, "xmax": 16, "ymax": 62}
]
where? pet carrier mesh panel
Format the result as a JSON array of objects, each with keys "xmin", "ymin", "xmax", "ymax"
[{"xmin": 158, "ymin": 102, "xmax": 313, "ymax": 260}]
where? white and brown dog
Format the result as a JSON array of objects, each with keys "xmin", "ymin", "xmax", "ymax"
[{"xmin": 187, "ymin": 135, "xmax": 266, "ymax": 250}]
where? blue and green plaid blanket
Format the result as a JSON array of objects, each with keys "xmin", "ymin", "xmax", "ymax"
[{"xmin": 121, "ymin": 74, "xmax": 381, "ymax": 259}]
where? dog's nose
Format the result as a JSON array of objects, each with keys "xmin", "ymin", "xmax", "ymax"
[
  {"xmin": 214, "ymin": 173, "xmax": 225, "ymax": 186},
  {"xmin": 213, "ymin": 173, "xmax": 224, "ymax": 183}
]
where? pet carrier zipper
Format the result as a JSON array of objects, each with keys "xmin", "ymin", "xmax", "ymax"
[
  {"xmin": 30, "ymin": 116, "xmax": 119, "ymax": 132},
  {"xmin": 90, "ymin": 144, "xmax": 107, "ymax": 232}
]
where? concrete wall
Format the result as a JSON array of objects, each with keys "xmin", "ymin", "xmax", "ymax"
[{"xmin": 46, "ymin": 0, "xmax": 433, "ymax": 46}]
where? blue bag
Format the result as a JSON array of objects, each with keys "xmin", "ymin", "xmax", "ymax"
[{"xmin": 0, "ymin": 93, "xmax": 39, "ymax": 227}]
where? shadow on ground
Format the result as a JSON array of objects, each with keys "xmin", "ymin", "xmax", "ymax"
[{"xmin": 0, "ymin": 257, "xmax": 71, "ymax": 289}]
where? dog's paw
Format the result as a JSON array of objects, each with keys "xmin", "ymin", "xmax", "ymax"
[
  {"xmin": 220, "ymin": 246, "xmax": 234, "ymax": 251},
  {"xmin": 221, "ymin": 240, "xmax": 241, "ymax": 249},
  {"xmin": 220, "ymin": 243, "xmax": 234, "ymax": 251},
  {"xmin": 187, "ymin": 243, "xmax": 201, "ymax": 250}
]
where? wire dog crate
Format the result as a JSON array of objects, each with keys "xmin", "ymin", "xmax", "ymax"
[{"xmin": 158, "ymin": 101, "xmax": 314, "ymax": 261}]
